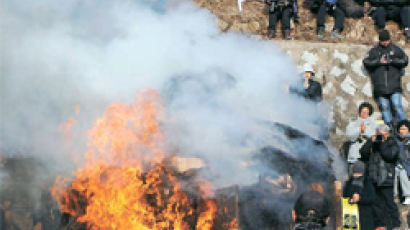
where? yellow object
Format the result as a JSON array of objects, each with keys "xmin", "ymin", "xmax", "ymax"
[{"xmin": 342, "ymin": 198, "xmax": 360, "ymax": 230}]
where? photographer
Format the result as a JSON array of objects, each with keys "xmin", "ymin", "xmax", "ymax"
[
  {"xmin": 360, "ymin": 124, "xmax": 401, "ymax": 229},
  {"xmin": 266, "ymin": 0, "xmax": 299, "ymax": 39},
  {"xmin": 316, "ymin": 0, "xmax": 345, "ymax": 39},
  {"xmin": 292, "ymin": 190, "xmax": 330, "ymax": 230},
  {"xmin": 363, "ymin": 29, "xmax": 408, "ymax": 130}
]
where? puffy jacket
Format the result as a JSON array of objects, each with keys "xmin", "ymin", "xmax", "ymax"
[
  {"xmin": 363, "ymin": 43, "xmax": 408, "ymax": 97},
  {"xmin": 360, "ymin": 137, "xmax": 399, "ymax": 187}
]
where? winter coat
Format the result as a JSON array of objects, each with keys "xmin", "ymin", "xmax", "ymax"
[
  {"xmin": 396, "ymin": 134, "xmax": 410, "ymax": 177},
  {"xmin": 363, "ymin": 43, "xmax": 409, "ymax": 97},
  {"xmin": 343, "ymin": 176, "xmax": 376, "ymax": 230},
  {"xmin": 345, "ymin": 117, "xmax": 377, "ymax": 163},
  {"xmin": 290, "ymin": 79, "xmax": 322, "ymax": 102},
  {"xmin": 360, "ymin": 136, "xmax": 399, "ymax": 187},
  {"xmin": 303, "ymin": 0, "xmax": 364, "ymax": 17}
]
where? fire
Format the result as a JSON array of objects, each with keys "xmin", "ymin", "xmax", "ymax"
[{"xmin": 52, "ymin": 90, "xmax": 235, "ymax": 230}]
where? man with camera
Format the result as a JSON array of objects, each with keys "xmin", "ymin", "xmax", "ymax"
[
  {"xmin": 265, "ymin": 0, "xmax": 299, "ymax": 39},
  {"xmin": 360, "ymin": 123, "xmax": 401, "ymax": 229},
  {"xmin": 363, "ymin": 29, "xmax": 408, "ymax": 131},
  {"xmin": 292, "ymin": 190, "xmax": 330, "ymax": 230}
]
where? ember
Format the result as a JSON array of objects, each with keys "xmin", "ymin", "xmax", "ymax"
[{"xmin": 52, "ymin": 90, "xmax": 236, "ymax": 230}]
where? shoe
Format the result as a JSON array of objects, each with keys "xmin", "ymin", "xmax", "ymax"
[
  {"xmin": 267, "ymin": 29, "xmax": 276, "ymax": 38},
  {"xmin": 403, "ymin": 197, "xmax": 410, "ymax": 205},
  {"xmin": 330, "ymin": 30, "xmax": 344, "ymax": 39},
  {"xmin": 317, "ymin": 27, "xmax": 325, "ymax": 40},
  {"xmin": 404, "ymin": 27, "xmax": 410, "ymax": 39},
  {"xmin": 283, "ymin": 29, "xmax": 291, "ymax": 40},
  {"xmin": 374, "ymin": 227, "xmax": 386, "ymax": 230}
]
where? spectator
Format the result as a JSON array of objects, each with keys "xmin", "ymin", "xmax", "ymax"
[
  {"xmin": 394, "ymin": 119, "xmax": 410, "ymax": 205},
  {"xmin": 345, "ymin": 102, "xmax": 377, "ymax": 174},
  {"xmin": 266, "ymin": 0, "xmax": 299, "ymax": 39},
  {"xmin": 292, "ymin": 190, "xmax": 330, "ymax": 229},
  {"xmin": 369, "ymin": 0, "xmax": 410, "ymax": 39},
  {"xmin": 316, "ymin": 0, "xmax": 345, "ymax": 39},
  {"xmin": 363, "ymin": 29, "xmax": 408, "ymax": 130},
  {"xmin": 360, "ymin": 124, "xmax": 401, "ymax": 229},
  {"xmin": 290, "ymin": 64, "xmax": 323, "ymax": 102},
  {"xmin": 343, "ymin": 160, "xmax": 376, "ymax": 230}
]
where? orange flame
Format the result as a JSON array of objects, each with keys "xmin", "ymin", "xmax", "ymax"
[{"xmin": 52, "ymin": 90, "xmax": 237, "ymax": 230}]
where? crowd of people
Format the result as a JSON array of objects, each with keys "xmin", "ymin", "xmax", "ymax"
[
  {"xmin": 264, "ymin": 0, "xmax": 410, "ymax": 40},
  {"xmin": 289, "ymin": 29, "xmax": 408, "ymax": 229}
]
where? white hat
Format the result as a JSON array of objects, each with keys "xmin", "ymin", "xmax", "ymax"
[{"xmin": 303, "ymin": 64, "xmax": 315, "ymax": 75}]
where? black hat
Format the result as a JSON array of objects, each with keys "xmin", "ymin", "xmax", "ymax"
[
  {"xmin": 358, "ymin": 102, "xmax": 373, "ymax": 116},
  {"xmin": 352, "ymin": 161, "xmax": 365, "ymax": 174},
  {"xmin": 397, "ymin": 120, "xmax": 410, "ymax": 133},
  {"xmin": 379, "ymin": 29, "xmax": 391, "ymax": 41},
  {"xmin": 294, "ymin": 190, "xmax": 330, "ymax": 225}
]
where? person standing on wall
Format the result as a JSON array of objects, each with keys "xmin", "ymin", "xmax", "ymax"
[{"xmin": 363, "ymin": 29, "xmax": 408, "ymax": 130}]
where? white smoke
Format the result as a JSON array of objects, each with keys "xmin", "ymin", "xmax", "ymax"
[{"xmin": 0, "ymin": 0, "xmax": 330, "ymax": 187}]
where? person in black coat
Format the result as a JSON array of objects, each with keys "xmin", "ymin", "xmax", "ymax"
[
  {"xmin": 265, "ymin": 0, "xmax": 299, "ymax": 39},
  {"xmin": 343, "ymin": 160, "xmax": 376, "ymax": 230},
  {"xmin": 290, "ymin": 64, "xmax": 323, "ymax": 102},
  {"xmin": 363, "ymin": 30, "xmax": 408, "ymax": 128},
  {"xmin": 359, "ymin": 123, "xmax": 401, "ymax": 229}
]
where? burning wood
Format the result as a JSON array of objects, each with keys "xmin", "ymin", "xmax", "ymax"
[{"xmin": 52, "ymin": 90, "xmax": 237, "ymax": 230}]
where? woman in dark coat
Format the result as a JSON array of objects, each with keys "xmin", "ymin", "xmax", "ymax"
[{"xmin": 343, "ymin": 161, "xmax": 376, "ymax": 230}]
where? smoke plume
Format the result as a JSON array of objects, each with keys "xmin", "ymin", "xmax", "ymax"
[{"xmin": 0, "ymin": 0, "xmax": 336, "ymax": 190}]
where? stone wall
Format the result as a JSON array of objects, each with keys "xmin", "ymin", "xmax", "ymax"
[{"xmin": 274, "ymin": 40, "xmax": 410, "ymax": 148}]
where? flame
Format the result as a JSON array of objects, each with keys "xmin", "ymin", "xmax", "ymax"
[{"xmin": 52, "ymin": 90, "xmax": 237, "ymax": 230}]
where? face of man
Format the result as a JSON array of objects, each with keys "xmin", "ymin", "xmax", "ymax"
[
  {"xmin": 359, "ymin": 107, "xmax": 370, "ymax": 119},
  {"xmin": 380, "ymin": 40, "xmax": 391, "ymax": 47},
  {"xmin": 303, "ymin": 71, "xmax": 312, "ymax": 80},
  {"xmin": 399, "ymin": 125, "xmax": 409, "ymax": 136}
]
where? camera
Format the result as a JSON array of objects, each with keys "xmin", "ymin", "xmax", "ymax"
[
  {"xmin": 376, "ymin": 134, "xmax": 383, "ymax": 142},
  {"xmin": 382, "ymin": 53, "xmax": 391, "ymax": 63}
]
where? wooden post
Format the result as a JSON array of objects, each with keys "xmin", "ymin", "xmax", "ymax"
[{"xmin": 334, "ymin": 181, "xmax": 342, "ymax": 230}]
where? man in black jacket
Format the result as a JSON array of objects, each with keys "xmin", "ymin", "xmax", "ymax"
[
  {"xmin": 266, "ymin": 0, "xmax": 299, "ymax": 39},
  {"xmin": 363, "ymin": 30, "xmax": 408, "ymax": 129},
  {"xmin": 360, "ymin": 123, "xmax": 401, "ymax": 229},
  {"xmin": 290, "ymin": 64, "xmax": 323, "ymax": 102},
  {"xmin": 292, "ymin": 190, "xmax": 330, "ymax": 230},
  {"xmin": 343, "ymin": 160, "xmax": 376, "ymax": 230},
  {"xmin": 369, "ymin": 0, "xmax": 410, "ymax": 39}
]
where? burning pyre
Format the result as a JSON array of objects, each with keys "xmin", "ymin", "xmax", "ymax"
[{"xmin": 52, "ymin": 90, "xmax": 237, "ymax": 230}]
